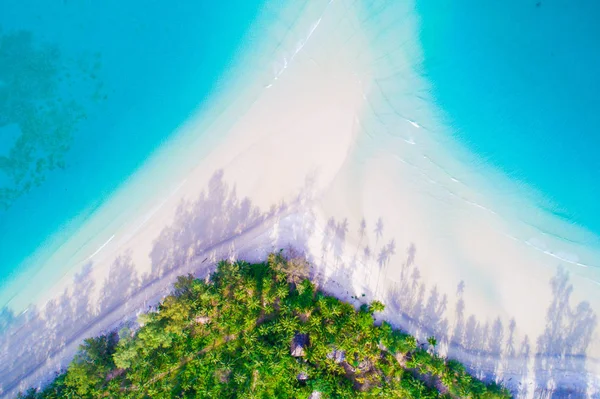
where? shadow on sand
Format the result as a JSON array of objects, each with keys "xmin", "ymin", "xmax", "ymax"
[
  {"xmin": 0, "ymin": 170, "xmax": 597, "ymax": 398},
  {"xmin": 308, "ymin": 215, "xmax": 598, "ymax": 399}
]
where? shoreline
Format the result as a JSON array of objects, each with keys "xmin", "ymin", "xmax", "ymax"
[
  {"xmin": 2, "ymin": 210, "xmax": 598, "ymax": 396},
  {"xmin": 1, "ymin": 0, "xmax": 599, "ymax": 397}
]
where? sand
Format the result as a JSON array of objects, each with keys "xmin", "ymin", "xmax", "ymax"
[{"xmin": 1, "ymin": 0, "xmax": 599, "ymax": 397}]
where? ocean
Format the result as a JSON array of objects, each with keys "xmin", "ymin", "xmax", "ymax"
[
  {"xmin": 0, "ymin": 0, "xmax": 264, "ymax": 302},
  {"xmin": 416, "ymin": 0, "xmax": 600, "ymax": 237},
  {"xmin": 2, "ymin": 0, "xmax": 600, "ymax": 308}
]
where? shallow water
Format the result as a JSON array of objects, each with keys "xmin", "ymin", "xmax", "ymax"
[
  {"xmin": 417, "ymin": 0, "xmax": 600, "ymax": 235},
  {"xmin": 0, "ymin": 0, "xmax": 264, "ymax": 294},
  {"xmin": 1, "ymin": 1, "xmax": 599, "ymax": 395},
  {"xmin": 1, "ymin": 0, "xmax": 599, "ymax": 310}
]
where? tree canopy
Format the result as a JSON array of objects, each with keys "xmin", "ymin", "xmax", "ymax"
[{"xmin": 17, "ymin": 255, "xmax": 511, "ymax": 399}]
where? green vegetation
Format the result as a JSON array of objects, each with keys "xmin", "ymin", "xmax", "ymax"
[{"xmin": 18, "ymin": 253, "xmax": 511, "ymax": 398}]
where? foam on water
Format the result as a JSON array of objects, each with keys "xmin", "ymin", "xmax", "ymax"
[
  {"xmin": 0, "ymin": 0, "xmax": 344, "ymax": 310},
  {"xmin": 417, "ymin": 0, "xmax": 600, "ymax": 237},
  {"xmin": 321, "ymin": 0, "xmax": 600, "ymax": 292},
  {"xmin": 2, "ymin": 0, "xmax": 597, "ymax": 322},
  {"xmin": 1, "ymin": 0, "xmax": 600, "ymax": 395}
]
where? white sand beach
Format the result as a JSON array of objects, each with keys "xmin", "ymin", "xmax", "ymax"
[{"xmin": 1, "ymin": 0, "xmax": 599, "ymax": 397}]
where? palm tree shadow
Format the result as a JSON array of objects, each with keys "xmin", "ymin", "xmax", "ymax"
[
  {"xmin": 0, "ymin": 172, "xmax": 598, "ymax": 399},
  {"xmin": 0, "ymin": 169, "xmax": 304, "ymax": 396},
  {"xmin": 534, "ymin": 267, "xmax": 598, "ymax": 399},
  {"xmin": 303, "ymin": 215, "xmax": 598, "ymax": 398}
]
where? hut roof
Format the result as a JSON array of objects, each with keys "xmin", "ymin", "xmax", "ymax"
[
  {"xmin": 326, "ymin": 348, "xmax": 346, "ymax": 363},
  {"xmin": 291, "ymin": 333, "xmax": 309, "ymax": 357}
]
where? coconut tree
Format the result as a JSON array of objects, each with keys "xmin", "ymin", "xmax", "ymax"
[{"xmin": 427, "ymin": 335, "xmax": 438, "ymax": 354}]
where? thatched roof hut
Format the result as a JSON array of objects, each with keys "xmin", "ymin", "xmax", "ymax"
[
  {"xmin": 290, "ymin": 333, "xmax": 309, "ymax": 357},
  {"xmin": 326, "ymin": 348, "xmax": 346, "ymax": 363}
]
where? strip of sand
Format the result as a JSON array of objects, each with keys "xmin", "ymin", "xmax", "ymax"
[{"xmin": 1, "ymin": 1, "xmax": 599, "ymax": 397}]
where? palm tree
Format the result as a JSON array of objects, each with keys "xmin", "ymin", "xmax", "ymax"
[
  {"xmin": 368, "ymin": 300, "xmax": 385, "ymax": 314},
  {"xmin": 427, "ymin": 336, "xmax": 437, "ymax": 354}
]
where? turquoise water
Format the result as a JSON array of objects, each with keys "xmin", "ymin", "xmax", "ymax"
[
  {"xmin": 2, "ymin": 0, "xmax": 600, "ymax": 297},
  {"xmin": 417, "ymin": 1, "xmax": 600, "ymax": 237},
  {"xmin": 0, "ymin": 1, "xmax": 264, "ymax": 288}
]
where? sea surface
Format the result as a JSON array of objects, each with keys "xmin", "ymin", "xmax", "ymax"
[
  {"xmin": 1, "ymin": 0, "xmax": 600, "ymax": 308},
  {"xmin": 417, "ymin": 0, "xmax": 600, "ymax": 237},
  {"xmin": 0, "ymin": 0, "xmax": 264, "ymax": 303}
]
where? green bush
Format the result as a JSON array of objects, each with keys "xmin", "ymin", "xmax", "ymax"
[{"xmin": 18, "ymin": 256, "xmax": 511, "ymax": 399}]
